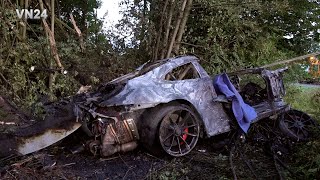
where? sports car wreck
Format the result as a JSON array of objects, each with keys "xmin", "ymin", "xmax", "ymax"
[{"xmin": 0, "ymin": 56, "xmax": 317, "ymax": 158}]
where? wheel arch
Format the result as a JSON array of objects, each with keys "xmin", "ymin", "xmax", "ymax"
[
  {"xmin": 145, "ymin": 99, "xmax": 203, "ymax": 124},
  {"xmin": 137, "ymin": 99, "xmax": 205, "ymax": 139},
  {"xmin": 173, "ymin": 99, "xmax": 204, "ymax": 127},
  {"xmin": 138, "ymin": 99, "xmax": 203, "ymax": 156}
]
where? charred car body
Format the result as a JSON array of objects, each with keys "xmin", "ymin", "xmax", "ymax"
[{"xmin": 0, "ymin": 56, "xmax": 317, "ymax": 157}]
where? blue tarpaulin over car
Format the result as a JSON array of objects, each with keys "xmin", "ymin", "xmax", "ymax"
[{"xmin": 213, "ymin": 73, "xmax": 257, "ymax": 133}]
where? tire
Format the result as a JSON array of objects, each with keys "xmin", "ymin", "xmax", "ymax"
[
  {"xmin": 278, "ymin": 109, "xmax": 318, "ymax": 141},
  {"xmin": 139, "ymin": 103, "xmax": 201, "ymax": 157}
]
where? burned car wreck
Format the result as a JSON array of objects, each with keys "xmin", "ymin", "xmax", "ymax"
[{"xmin": 0, "ymin": 55, "xmax": 317, "ymax": 158}]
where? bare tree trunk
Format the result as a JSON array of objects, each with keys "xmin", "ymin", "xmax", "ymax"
[
  {"xmin": 160, "ymin": 0, "xmax": 175, "ymax": 59},
  {"xmin": 18, "ymin": 0, "xmax": 26, "ymax": 40},
  {"xmin": 42, "ymin": 21, "xmax": 63, "ymax": 68},
  {"xmin": 166, "ymin": 0, "xmax": 188, "ymax": 58},
  {"xmin": 140, "ymin": 0, "xmax": 147, "ymax": 42},
  {"xmin": 22, "ymin": 0, "xmax": 28, "ymax": 40},
  {"xmin": 173, "ymin": 0, "xmax": 193, "ymax": 54},
  {"xmin": 48, "ymin": 0, "xmax": 55, "ymax": 91},
  {"xmin": 51, "ymin": 0, "xmax": 54, "ymax": 34},
  {"xmin": 70, "ymin": 14, "xmax": 85, "ymax": 51},
  {"xmin": 153, "ymin": 0, "xmax": 169, "ymax": 60},
  {"xmin": 55, "ymin": 0, "xmax": 61, "ymax": 17},
  {"xmin": 43, "ymin": 0, "xmax": 50, "ymax": 9},
  {"xmin": 39, "ymin": 0, "xmax": 63, "ymax": 70}
]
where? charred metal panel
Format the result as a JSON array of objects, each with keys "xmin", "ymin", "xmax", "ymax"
[
  {"xmin": 17, "ymin": 122, "xmax": 81, "ymax": 155},
  {"xmin": 0, "ymin": 102, "xmax": 81, "ymax": 157},
  {"xmin": 191, "ymin": 61, "xmax": 210, "ymax": 78},
  {"xmin": 190, "ymin": 77, "xmax": 231, "ymax": 136},
  {"xmin": 261, "ymin": 68, "xmax": 287, "ymax": 102},
  {"xmin": 99, "ymin": 56, "xmax": 231, "ymax": 137}
]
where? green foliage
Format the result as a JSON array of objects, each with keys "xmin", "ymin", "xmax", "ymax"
[
  {"xmin": 279, "ymin": 82, "xmax": 320, "ymax": 179},
  {"xmin": 183, "ymin": 0, "xmax": 297, "ymax": 74},
  {"xmin": 283, "ymin": 63, "xmax": 312, "ymax": 82},
  {"xmin": 57, "ymin": 0, "xmax": 102, "ymax": 34},
  {"xmin": 116, "ymin": 0, "xmax": 320, "ymax": 75},
  {"xmin": 0, "ymin": 36, "xmax": 80, "ymax": 114},
  {"xmin": 0, "ymin": 0, "xmax": 117, "ymax": 118},
  {"xmin": 290, "ymin": 140, "xmax": 320, "ymax": 178},
  {"xmin": 271, "ymin": 0, "xmax": 320, "ymax": 54},
  {"xmin": 152, "ymin": 159, "xmax": 191, "ymax": 180},
  {"xmin": 284, "ymin": 84, "xmax": 320, "ymax": 121}
]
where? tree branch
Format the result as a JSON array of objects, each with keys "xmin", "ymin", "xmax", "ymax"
[
  {"xmin": 39, "ymin": 0, "xmax": 63, "ymax": 70},
  {"xmin": 261, "ymin": 52, "xmax": 320, "ymax": 68},
  {"xmin": 178, "ymin": 42, "xmax": 205, "ymax": 48},
  {"xmin": 70, "ymin": 14, "xmax": 85, "ymax": 51},
  {"xmin": 55, "ymin": 17, "xmax": 77, "ymax": 34}
]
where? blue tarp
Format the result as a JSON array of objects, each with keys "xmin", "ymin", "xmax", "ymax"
[{"xmin": 213, "ymin": 73, "xmax": 257, "ymax": 133}]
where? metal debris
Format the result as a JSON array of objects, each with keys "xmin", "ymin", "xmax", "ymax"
[{"xmin": 0, "ymin": 55, "xmax": 317, "ymax": 158}]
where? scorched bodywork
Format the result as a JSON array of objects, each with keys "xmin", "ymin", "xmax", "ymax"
[{"xmin": 0, "ymin": 55, "xmax": 317, "ymax": 158}]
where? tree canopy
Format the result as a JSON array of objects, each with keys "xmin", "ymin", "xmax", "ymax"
[{"xmin": 0, "ymin": 0, "xmax": 319, "ymax": 113}]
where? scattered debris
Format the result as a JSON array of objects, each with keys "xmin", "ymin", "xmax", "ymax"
[{"xmin": 0, "ymin": 55, "xmax": 319, "ymax": 179}]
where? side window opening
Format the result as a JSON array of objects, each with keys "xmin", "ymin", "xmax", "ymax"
[{"xmin": 165, "ymin": 63, "xmax": 200, "ymax": 81}]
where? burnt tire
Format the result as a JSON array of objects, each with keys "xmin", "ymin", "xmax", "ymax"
[
  {"xmin": 139, "ymin": 103, "xmax": 201, "ymax": 157},
  {"xmin": 278, "ymin": 109, "xmax": 318, "ymax": 141}
]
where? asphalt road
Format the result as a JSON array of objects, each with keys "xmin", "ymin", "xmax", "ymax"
[{"xmin": 294, "ymin": 83, "xmax": 320, "ymax": 88}]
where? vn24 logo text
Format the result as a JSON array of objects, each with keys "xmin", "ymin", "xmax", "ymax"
[{"xmin": 16, "ymin": 9, "xmax": 48, "ymax": 20}]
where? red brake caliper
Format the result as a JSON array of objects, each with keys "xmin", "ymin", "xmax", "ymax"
[{"xmin": 181, "ymin": 128, "xmax": 188, "ymax": 144}]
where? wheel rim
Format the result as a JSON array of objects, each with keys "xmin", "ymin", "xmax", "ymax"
[
  {"xmin": 159, "ymin": 108, "xmax": 200, "ymax": 156},
  {"xmin": 282, "ymin": 110, "xmax": 315, "ymax": 140}
]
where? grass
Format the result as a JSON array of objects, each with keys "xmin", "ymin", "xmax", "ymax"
[
  {"xmin": 149, "ymin": 84, "xmax": 320, "ymax": 179},
  {"xmin": 284, "ymin": 83, "xmax": 320, "ymax": 179},
  {"xmin": 284, "ymin": 84, "xmax": 320, "ymax": 122}
]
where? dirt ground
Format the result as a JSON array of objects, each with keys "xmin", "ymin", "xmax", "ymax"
[
  {"xmin": 0, "ymin": 95, "xmax": 319, "ymax": 179},
  {"xmin": 0, "ymin": 120, "xmax": 312, "ymax": 180}
]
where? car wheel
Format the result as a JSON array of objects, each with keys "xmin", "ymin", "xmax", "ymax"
[
  {"xmin": 139, "ymin": 103, "xmax": 201, "ymax": 157},
  {"xmin": 278, "ymin": 109, "xmax": 317, "ymax": 141}
]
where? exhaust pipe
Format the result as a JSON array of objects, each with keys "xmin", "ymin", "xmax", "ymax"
[{"xmin": 98, "ymin": 119, "xmax": 139, "ymax": 156}]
